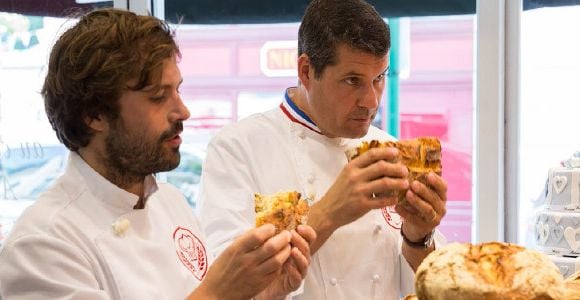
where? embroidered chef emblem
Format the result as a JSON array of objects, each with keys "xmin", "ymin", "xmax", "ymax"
[
  {"xmin": 381, "ymin": 206, "xmax": 402, "ymax": 229},
  {"xmin": 173, "ymin": 227, "xmax": 207, "ymax": 281}
]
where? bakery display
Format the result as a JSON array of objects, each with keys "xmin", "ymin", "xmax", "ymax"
[
  {"xmin": 535, "ymin": 152, "xmax": 580, "ymax": 279},
  {"xmin": 345, "ymin": 137, "xmax": 442, "ymax": 203},
  {"xmin": 414, "ymin": 242, "xmax": 565, "ymax": 299},
  {"xmin": 254, "ymin": 190, "xmax": 309, "ymax": 233}
]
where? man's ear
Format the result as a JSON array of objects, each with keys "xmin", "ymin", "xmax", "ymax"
[
  {"xmin": 297, "ymin": 53, "xmax": 314, "ymax": 89},
  {"xmin": 85, "ymin": 114, "xmax": 108, "ymax": 132}
]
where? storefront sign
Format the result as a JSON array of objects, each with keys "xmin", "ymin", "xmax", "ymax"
[{"xmin": 260, "ymin": 41, "xmax": 297, "ymax": 77}]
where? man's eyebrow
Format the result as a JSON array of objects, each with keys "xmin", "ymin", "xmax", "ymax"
[
  {"xmin": 341, "ymin": 67, "xmax": 390, "ymax": 77},
  {"xmin": 145, "ymin": 78, "xmax": 183, "ymax": 92}
]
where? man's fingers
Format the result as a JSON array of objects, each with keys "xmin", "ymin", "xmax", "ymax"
[
  {"xmin": 360, "ymin": 160, "xmax": 408, "ymax": 182},
  {"xmin": 291, "ymin": 246, "xmax": 310, "ymax": 277},
  {"xmin": 237, "ymin": 224, "xmax": 277, "ymax": 252},
  {"xmin": 254, "ymin": 230, "xmax": 292, "ymax": 264},
  {"xmin": 426, "ymin": 172, "xmax": 448, "ymax": 202},
  {"xmin": 364, "ymin": 176, "xmax": 409, "ymax": 198},
  {"xmin": 256, "ymin": 244, "xmax": 292, "ymax": 274},
  {"xmin": 409, "ymin": 180, "xmax": 446, "ymax": 216},
  {"xmin": 295, "ymin": 225, "xmax": 316, "ymax": 246},
  {"xmin": 350, "ymin": 147, "xmax": 399, "ymax": 168}
]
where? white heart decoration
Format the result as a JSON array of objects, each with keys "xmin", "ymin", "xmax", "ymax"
[
  {"xmin": 540, "ymin": 214, "xmax": 549, "ymax": 223},
  {"xmin": 564, "ymin": 227, "xmax": 580, "ymax": 252},
  {"xmin": 552, "ymin": 226, "xmax": 565, "ymax": 243},
  {"xmin": 554, "ymin": 214, "xmax": 562, "ymax": 224},
  {"xmin": 553, "ymin": 175, "xmax": 568, "ymax": 194},
  {"xmin": 537, "ymin": 223, "xmax": 550, "ymax": 245}
]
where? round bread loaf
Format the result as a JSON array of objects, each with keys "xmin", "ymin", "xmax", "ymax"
[
  {"xmin": 415, "ymin": 242, "xmax": 565, "ymax": 299},
  {"xmin": 565, "ymin": 271, "xmax": 580, "ymax": 300}
]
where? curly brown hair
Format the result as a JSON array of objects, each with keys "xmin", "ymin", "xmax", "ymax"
[
  {"xmin": 42, "ymin": 8, "xmax": 180, "ymax": 151},
  {"xmin": 298, "ymin": 0, "xmax": 390, "ymax": 79}
]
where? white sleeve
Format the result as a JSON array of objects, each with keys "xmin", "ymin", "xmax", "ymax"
[
  {"xmin": 196, "ymin": 133, "xmax": 256, "ymax": 259},
  {"xmin": 0, "ymin": 235, "xmax": 109, "ymax": 300}
]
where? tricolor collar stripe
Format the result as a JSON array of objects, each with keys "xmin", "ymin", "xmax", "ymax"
[{"xmin": 280, "ymin": 90, "xmax": 322, "ymax": 134}]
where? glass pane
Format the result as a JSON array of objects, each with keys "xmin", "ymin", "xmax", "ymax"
[
  {"xmin": 0, "ymin": 10, "xmax": 476, "ymax": 245},
  {"xmin": 519, "ymin": 5, "xmax": 580, "ymax": 278},
  {"xmin": 0, "ymin": 5, "xmax": 113, "ymax": 245},
  {"xmin": 171, "ymin": 16, "xmax": 475, "ymax": 243},
  {"xmin": 399, "ymin": 16, "xmax": 474, "ymax": 242}
]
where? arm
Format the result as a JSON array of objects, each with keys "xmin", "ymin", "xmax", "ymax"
[
  {"xmin": 396, "ymin": 172, "xmax": 448, "ymax": 271},
  {"xmin": 307, "ymin": 147, "xmax": 410, "ymax": 254}
]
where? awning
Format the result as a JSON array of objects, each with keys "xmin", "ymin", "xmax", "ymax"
[{"xmin": 1, "ymin": 0, "xmax": 580, "ymax": 23}]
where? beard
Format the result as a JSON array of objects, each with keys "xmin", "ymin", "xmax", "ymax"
[{"xmin": 105, "ymin": 120, "xmax": 183, "ymax": 178}]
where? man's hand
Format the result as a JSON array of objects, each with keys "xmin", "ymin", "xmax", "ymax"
[
  {"xmin": 395, "ymin": 172, "xmax": 447, "ymax": 271},
  {"xmin": 396, "ymin": 172, "xmax": 447, "ymax": 242},
  {"xmin": 308, "ymin": 146, "xmax": 409, "ymax": 253},
  {"xmin": 256, "ymin": 225, "xmax": 317, "ymax": 300},
  {"xmin": 189, "ymin": 224, "xmax": 292, "ymax": 300}
]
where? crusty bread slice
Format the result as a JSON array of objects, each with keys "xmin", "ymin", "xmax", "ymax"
[
  {"xmin": 255, "ymin": 191, "xmax": 309, "ymax": 233},
  {"xmin": 346, "ymin": 137, "xmax": 442, "ymax": 204}
]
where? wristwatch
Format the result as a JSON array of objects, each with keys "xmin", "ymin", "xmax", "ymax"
[{"xmin": 401, "ymin": 224, "xmax": 435, "ymax": 249}]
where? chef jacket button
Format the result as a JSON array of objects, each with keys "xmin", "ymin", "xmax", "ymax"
[
  {"xmin": 299, "ymin": 131, "xmax": 306, "ymax": 139},
  {"xmin": 372, "ymin": 274, "xmax": 380, "ymax": 282},
  {"xmin": 307, "ymin": 174, "xmax": 315, "ymax": 184},
  {"xmin": 374, "ymin": 224, "xmax": 382, "ymax": 233},
  {"xmin": 330, "ymin": 278, "xmax": 338, "ymax": 286}
]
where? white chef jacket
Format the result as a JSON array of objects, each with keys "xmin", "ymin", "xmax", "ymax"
[
  {"xmin": 0, "ymin": 152, "xmax": 209, "ymax": 300},
  {"xmin": 198, "ymin": 90, "xmax": 443, "ymax": 299}
]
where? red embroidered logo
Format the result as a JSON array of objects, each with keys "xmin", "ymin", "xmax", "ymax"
[
  {"xmin": 381, "ymin": 206, "xmax": 402, "ymax": 229},
  {"xmin": 173, "ymin": 227, "xmax": 207, "ymax": 281}
]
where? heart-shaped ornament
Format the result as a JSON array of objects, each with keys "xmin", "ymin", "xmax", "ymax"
[
  {"xmin": 564, "ymin": 227, "xmax": 580, "ymax": 252},
  {"xmin": 537, "ymin": 223, "xmax": 550, "ymax": 245},
  {"xmin": 552, "ymin": 225, "xmax": 564, "ymax": 243},
  {"xmin": 553, "ymin": 175, "xmax": 568, "ymax": 194}
]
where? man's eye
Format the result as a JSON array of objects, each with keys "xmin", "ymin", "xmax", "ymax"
[
  {"xmin": 375, "ymin": 74, "xmax": 386, "ymax": 81},
  {"xmin": 151, "ymin": 94, "xmax": 166, "ymax": 102},
  {"xmin": 345, "ymin": 77, "xmax": 359, "ymax": 85}
]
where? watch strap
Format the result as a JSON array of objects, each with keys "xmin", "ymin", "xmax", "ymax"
[{"xmin": 401, "ymin": 224, "xmax": 435, "ymax": 249}]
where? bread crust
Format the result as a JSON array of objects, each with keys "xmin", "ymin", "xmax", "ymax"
[
  {"xmin": 565, "ymin": 271, "xmax": 580, "ymax": 300},
  {"xmin": 346, "ymin": 137, "xmax": 442, "ymax": 204},
  {"xmin": 254, "ymin": 191, "xmax": 309, "ymax": 233},
  {"xmin": 415, "ymin": 242, "xmax": 566, "ymax": 300}
]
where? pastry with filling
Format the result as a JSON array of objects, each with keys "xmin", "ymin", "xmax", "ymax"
[{"xmin": 255, "ymin": 191, "xmax": 309, "ymax": 233}]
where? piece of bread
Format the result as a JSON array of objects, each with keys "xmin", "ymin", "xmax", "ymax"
[
  {"xmin": 345, "ymin": 137, "xmax": 442, "ymax": 203},
  {"xmin": 402, "ymin": 294, "xmax": 418, "ymax": 300},
  {"xmin": 415, "ymin": 242, "xmax": 565, "ymax": 300},
  {"xmin": 565, "ymin": 271, "xmax": 580, "ymax": 300},
  {"xmin": 255, "ymin": 191, "xmax": 309, "ymax": 233}
]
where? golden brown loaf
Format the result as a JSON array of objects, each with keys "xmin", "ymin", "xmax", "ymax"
[
  {"xmin": 255, "ymin": 191, "xmax": 309, "ymax": 234},
  {"xmin": 565, "ymin": 271, "xmax": 580, "ymax": 300},
  {"xmin": 346, "ymin": 137, "xmax": 442, "ymax": 203},
  {"xmin": 415, "ymin": 242, "xmax": 566, "ymax": 300}
]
